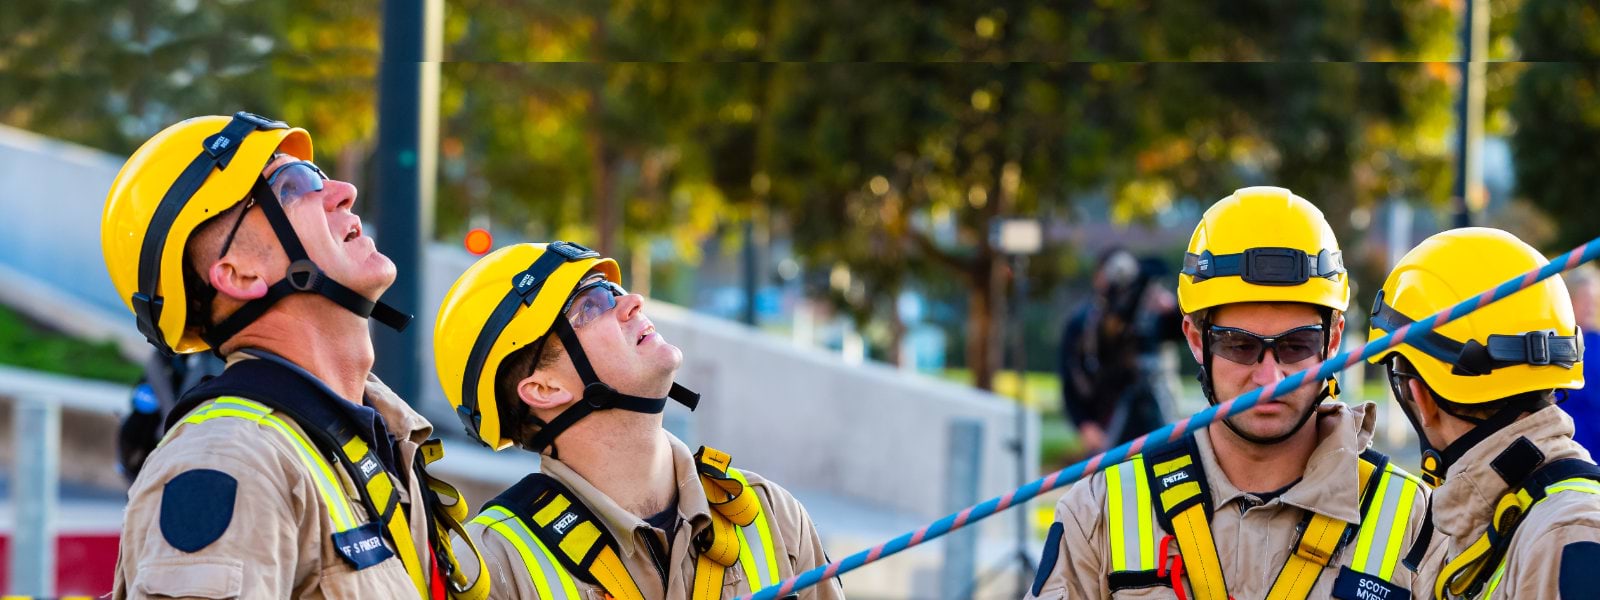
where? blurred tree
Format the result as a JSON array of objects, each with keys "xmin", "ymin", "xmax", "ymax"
[
  {"xmin": 1509, "ymin": 0, "xmax": 1600, "ymax": 252},
  {"xmin": 0, "ymin": 0, "xmax": 380, "ymax": 178}
]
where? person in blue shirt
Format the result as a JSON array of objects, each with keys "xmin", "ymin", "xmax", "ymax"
[{"xmin": 1564, "ymin": 264, "xmax": 1600, "ymax": 453}]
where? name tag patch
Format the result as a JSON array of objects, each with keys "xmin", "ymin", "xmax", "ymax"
[
  {"xmin": 333, "ymin": 522, "xmax": 395, "ymax": 570},
  {"xmin": 1332, "ymin": 566, "xmax": 1409, "ymax": 600}
]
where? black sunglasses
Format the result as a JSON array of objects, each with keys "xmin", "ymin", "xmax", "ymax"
[{"xmin": 1207, "ymin": 324, "xmax": 1325, "ymax": 366}]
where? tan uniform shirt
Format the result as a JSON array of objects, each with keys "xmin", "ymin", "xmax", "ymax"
[
  {"xmin": 1415, "ymin": 406, "xmax": 1600, "ymax": 599},
  {"xmin": 467, "ymin": 433, "xmax": 844, "ymax": 600},
  {"xmin": 113, "ymin": 354, "xmax": 440, "ymax": 599},
  {"xmin": 1029, "ymin": 401, "xmax": 1431, "ymax": 599}
]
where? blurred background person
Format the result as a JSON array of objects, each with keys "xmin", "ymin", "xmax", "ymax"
[
  {"xmin": 1057, "ymin": 248, "xmax": 1184, "ymax": 453},
  {"xmin": 1564, "ymin": 263, "xmax": 1600, "ymax": 452}
]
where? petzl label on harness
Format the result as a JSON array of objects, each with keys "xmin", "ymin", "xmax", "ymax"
[
  {"xmin": 333, "ymin": 522, "xmax": 395, "ymax": 570},
  {"xmin": 1332, "ymin": 566, "xmax": 1409, "ymax": 600}
]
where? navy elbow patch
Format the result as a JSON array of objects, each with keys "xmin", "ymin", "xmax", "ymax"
[
  {"xmin": 1032, "ymin": 522, "xmax": 1065, "ymax": 597},
  {"xmin": 1561, "ymin": 541, "xmax": 1600, "ymax": 599},
  {"xmin": 160, "ymin": 469, "xmax": 238, "ymax": 553}
]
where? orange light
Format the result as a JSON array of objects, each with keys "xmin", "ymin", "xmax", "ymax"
[{"xmin": 464, "ymin": 228, "xmax": 492, "ymax": 255}]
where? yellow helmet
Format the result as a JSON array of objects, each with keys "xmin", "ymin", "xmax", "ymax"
[
  {"xmin": 434, "ymin": 242, "xmax": 621, "ymax": 449},
  {"xmin": 102, "ymin": 112, "xmax": 311, "ymax": 355},
  {"xmin": 1367, "ymin": 228, "xmax": 1583, "ymax": 404},
  {"xmin": 1178, "ymin": 186, "xmax": 1349, "ymax": 315}
]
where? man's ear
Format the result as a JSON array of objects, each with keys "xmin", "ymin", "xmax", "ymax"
[
  {"xmin": 1181, "ymin": 316, "xmax": 1205, "ymax": 363},
  {"xmin": 1327, "ymin": 313, "xmax": 1345, "ymax": 355},
  {"xmin": 1407, "ymin": 378, "xmax": 1441, "ymax": 429},
  {"xmin": 208, "ymin": 258, "xmax": 269, "ymax": 301},
  {"xmin": 518, "ymin": 371, "xmax": 574, "ymax": 414}
]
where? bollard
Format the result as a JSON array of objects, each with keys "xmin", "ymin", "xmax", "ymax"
[
  {"xmin": 940, "ymin": 419, "xmax": 982, "ymax": 600},
  {"xmin": 11, "ymin": 395, "xmax": 59, "ymax": 596}
]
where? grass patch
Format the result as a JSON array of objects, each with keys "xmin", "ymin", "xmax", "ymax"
[
  {"xmin": 0, "ymin": 303, "xmax": 140, "ymax": 383},
  {"xmin": 938, "ymin": 368, "xmax": 1060, "ymax": 409}
]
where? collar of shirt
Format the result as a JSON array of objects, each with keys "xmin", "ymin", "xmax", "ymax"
[
  {"xmin": 1431, "ymin": 406, "xmax": 1587, "ymax": 545},
  {"xmin": 537, "ymin": 431, "xmax": 715, "ymax": 564},
  {"xmin": 1194, "ymin": 400, "xmax": 1375, "ymax": 525},
  {"xmin": 228, "ymin": 349, "xmax": 420, "ymax": 479}
]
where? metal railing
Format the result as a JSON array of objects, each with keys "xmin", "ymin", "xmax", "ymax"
[{"xmin": 0, "ymin": 365, "xmax": 127, "ymax": 597}]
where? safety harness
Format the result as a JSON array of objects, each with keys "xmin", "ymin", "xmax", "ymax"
[
  {"xmin": 133, "ymin": 111, "xmax": 410, "ymax": 356},
  {"xmin": 471, "ymin": 446, "xmax": 784, "ymax": 600},
  {"xmin": 1421, "ymin": 437, "xmax": 1600, "ymax": 599},
  {"xmin": 1104, "ymin": 436, "xmax": 1424, "ymax": 600},
  {"xmin": 162, "ymin": 354, "xmax": 489, "ymax": 599}
]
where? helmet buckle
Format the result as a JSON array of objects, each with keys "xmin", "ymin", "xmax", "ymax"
[
  {"xmin": 286, "ymin": 259, "xmax": 322, "ymax": 291},
  {"xmin": 1525, "ymin": 331, "xmax": 1552, "ymax": 366},
  {"xmin": 1241, "ymin": 247, "xmax": 1308, "ymax": 286}
]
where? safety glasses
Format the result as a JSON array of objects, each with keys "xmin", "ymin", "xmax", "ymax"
[
  {"xmin": 217, "ymin": 161, "xmax": 328, "ymax": 258},
  {"xmin": 1207, "ymin": 324, "xmax": 1324, "ymax": 366},
  {"xmin": 562, "ymin": 277, "xmax": 627, "ymax": 329}
]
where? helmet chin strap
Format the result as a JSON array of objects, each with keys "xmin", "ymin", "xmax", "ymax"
[
  {"xmin": 201, "ymin": 177, "xmax": 410, "ymax": 350},
  {"xmin": 1395, "ymin": 382, "xmax": 1551, "ymax": 488},
  {"xmin": 1197, "ymin": 316, "xmax": 1333, "ymax": 446},
  {"xmin": 524, "ymin": 317, "xmax": 700, "ymax": 456}
]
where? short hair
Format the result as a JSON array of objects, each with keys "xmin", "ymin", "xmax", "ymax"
[
  {"xmin": 180, "ymin": 152, "xmax": 287, "ymax": 338},
  {"xmin": 492, "ymin": 335, "xmax": 564, "ymax": 449},
  {"xmin": 1390, "ymin": 355, "xmax": 1553, "ymax": 421},
  {"xmin": 181, "ymin": 202, "xmax": 246, "ymax": 336}
]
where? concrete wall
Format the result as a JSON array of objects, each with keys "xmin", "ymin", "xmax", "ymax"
[
  {"xmin": 1, "ymin": 126, "xmax": 1044, "ymax": 596},
  {"xmin": 422, "ymin": 246, "xmax": 1041, "ymax": 523},
  {"xmin": 0, "ymin": 125, "xmax": 129, "ymax": 320}
]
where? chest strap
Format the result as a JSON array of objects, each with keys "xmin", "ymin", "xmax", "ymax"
[
  {"xmin": 1107, "ymin": 439, "xmax": 1421, "ymax": 600},
  {"xmin": 474, "ymin": 446, "xmax": 782, "ymax": 600},
  {"xmin": 1434, "ymin": 442, "xmax": 1600, "ymax": 599},
  {"xmin": 170, "ymin": 397, "xmax": 489, "ymax": 599},
  {"xmin": 1146, "ymin": 435, "xmax": 1231, "ymax": 600},
  {"xmin": 169, "ymin": 359, "xmax": 488, "ymax": 599}
]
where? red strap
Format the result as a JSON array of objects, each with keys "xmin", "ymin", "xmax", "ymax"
[{"xmin": 429, "ymin": 549, "xmax": 446, "ymax": 599}]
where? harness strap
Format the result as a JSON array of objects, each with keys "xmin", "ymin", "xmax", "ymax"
[
  {"xmin": 1435, "ymin": 455, "xmax": 1600, "ymax": 599},
  {"xmin": 1108, "ymin": 442, "xmax": 1424, "ymax": 600},
  {"xmin": 1146, "ymin": 437, "xmax": 1230, "ymax": 600},
  {"xmin": 478, "ymin": 446, "xmax": 783, "ymax": 599}
]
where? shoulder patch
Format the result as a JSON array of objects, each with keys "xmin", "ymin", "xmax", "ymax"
[
  {"xmin": 1561, "ymin": 541, "xmax": 1600, "ymax": 599},
  {"xmin": 160, "ymin": 469, "xmax": 238, "ymax": 553},
  {"xmin": 1032, "ymin": 522, "xmax": 1065, "ymax": 597}
]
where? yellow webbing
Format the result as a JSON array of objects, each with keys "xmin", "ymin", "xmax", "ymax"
[
  {"xmin": 1153, "ymin": 453, "xmax": 1230, "ymax": 600},
  {"xmin": 342, "ymin": 430, "xmax": 431, "ymax": 599},
  {"xmin": 1431, "ymin": 479, "xmax": 1600, "ymax": 600},
  {"xmin": 692, "ymin": 446, "xmax": 765, "ymax": 599},
  {"xmin": 176, "ymin": 397, "xmax": 437, "ymax": 598},
  {"xmin": 418, "ymin": 440, "xmax": 490, "ymax": 600},
  {"xmin": 1264, "ymin": 454, "xmax": 1382, "ymax": 600}
]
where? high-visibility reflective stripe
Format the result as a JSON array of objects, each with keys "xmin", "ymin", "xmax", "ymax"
[
  {"xmin": 475, "ymin": 507, "xmax": 579, "ymax": 600},
  {"xmin": 729, "ymin": 469, "xmax": 781, "ymax": 589},
  {"xmin": 1378, "ymin": 470, "xmax": 1420, "ymax": 580},
  {"xmin": 1351, "ymin": 471, "xmax": 1396, "ymax": 576},
  {"xmin": 178, "ymin": 398, "xmax": 359, "ymax": 531},
  {"xmin": 1134, "ymin": 456, "xmax": 1153, "ymax": 570},
  {"xmin": 1106, "ymin": 457, "xmax": 1154, "ymax": 573},
  {"xmin": 1483, "ymin": 560, "xmax": 1507, "ymax": 597}
]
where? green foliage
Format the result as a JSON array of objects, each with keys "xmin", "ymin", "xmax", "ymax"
[
  {"xmin": 0, "ymin": 304, "xmax": 140, "ymax": 383},
  {"xmin": 3, "ymin": 0, "xmax": 1469, "ymax": 391},
  {"xmin": 1510, "ymin": 0, "xmax": 1600, "ymax": 251}
]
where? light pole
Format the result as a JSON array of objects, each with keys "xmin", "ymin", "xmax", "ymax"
[{"xmin": 993, "ymin": 217, "xmax": 1041, "ymax": 596}]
